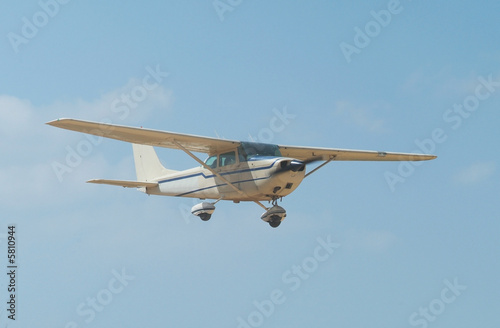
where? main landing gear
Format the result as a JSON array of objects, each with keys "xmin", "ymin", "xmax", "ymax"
[{"xmin": 191, "ymin": 201, "xmax": 216, "ymax": 221}]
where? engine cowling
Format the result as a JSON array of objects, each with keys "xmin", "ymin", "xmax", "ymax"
[{"xmin": 191, "ymin": 202, "xmax": 216, "ymax": 221}]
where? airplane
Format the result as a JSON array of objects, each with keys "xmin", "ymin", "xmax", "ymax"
[{"xmin": 47, "ymin": 118, "xmax": 437, "ymax": 228}]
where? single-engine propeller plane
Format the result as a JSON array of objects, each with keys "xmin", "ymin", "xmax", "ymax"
[{"xmin": 47, "ymin": 118, "xmax": 436, "ymax": 228}]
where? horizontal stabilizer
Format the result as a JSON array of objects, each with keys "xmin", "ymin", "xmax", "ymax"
[{"xmin": 87, "ymin": 179, "xmax": 158, "ymax": 188}]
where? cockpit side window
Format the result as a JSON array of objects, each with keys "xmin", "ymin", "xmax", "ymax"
[
  {"xmin": 204, "ymin": 155, "xmax": 218, "ymax": 168},
  {"xmin": 219, "ymin": 151, "xmax": 236, "ymax": 167}
]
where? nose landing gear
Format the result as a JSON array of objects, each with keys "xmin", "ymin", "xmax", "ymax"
[{"xmin": 261, "ymin": 199, "xmax": 286, "ymax": 228}]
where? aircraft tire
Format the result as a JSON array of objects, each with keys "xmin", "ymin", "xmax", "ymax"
[
  {"xmin": 199, "ymin": 213, "xmax": 211, "ymax": 221},
  {"xmin": 269, "ymin": 216, "xmax": 281, "ymax": 228}
]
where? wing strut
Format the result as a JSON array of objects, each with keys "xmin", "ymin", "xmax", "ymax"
[
  {"xmin": 305, "ymin": 157, "xmax": 334, "ymax": 178},
  {"xmin": 172, "ymin": 140, "xmax": 268, "ymax": 210}
]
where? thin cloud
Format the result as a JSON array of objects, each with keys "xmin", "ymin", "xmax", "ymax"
[
  {"xmin": 334, "ymin": 101, "xmax": 389, "ymax": 134},
  {"xmin": 0, "ymin": 95, "xmax": 35, "ymax": 138},
  {"xmin": 401, "ymin": 68, "xmax": 500, "ymax": 100},
  {"xmin": 453, "ymin": 161, "xmax": 496, "ymax": 185},
  {"xmin": 0, "ymin": 82, "xmax": 173, "ymax": 207}
]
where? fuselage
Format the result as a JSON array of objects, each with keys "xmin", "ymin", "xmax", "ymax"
[{"xmin": 144, "ymin": 156, "xmax": 305, "ymax": 201}]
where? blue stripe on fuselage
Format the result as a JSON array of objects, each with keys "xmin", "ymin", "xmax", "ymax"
[
  {"xmin": 175, "ymin": 176, "xmax": 270, "ymax": 197},
  {"xmin": 157, "ymin": 158, "xmax": 282, "ymax": 196},
  {"xmin": 157, "ymin": 158, "xmax": 281, "ymax": 184}
]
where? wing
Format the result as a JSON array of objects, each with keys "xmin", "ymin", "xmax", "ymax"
[
  {"xmin": 46, "ymin": 118, "xmax": 239, "ymax": 154},
  {"xmin": 279, "ymin": 145, "xmax": 436, "ymax": 162},
  {"xmin": 47, "ymin": 118, "xmax": 436, "ymax": 161},
  {"xmin": 87, "ymin": 179, "xmax": 158, "ymax": 188}
]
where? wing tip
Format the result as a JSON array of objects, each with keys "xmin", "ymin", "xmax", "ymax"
[
  {"xmin": 46, "ymin": 118, "xmax": 71, "ymax": 126},
  {"xmin": 420, "ymin": 154, "xmax": 437, "ymax": 161},
  {"xmin": 405, "ymin": 154, "xmax": 437, "ymax": 161}
]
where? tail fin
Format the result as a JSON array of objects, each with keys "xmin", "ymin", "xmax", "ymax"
[{"xmin": 132, "ymin": 144, "xmax": 178, "ymax": 181}]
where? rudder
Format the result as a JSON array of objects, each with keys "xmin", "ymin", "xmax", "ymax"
[{"xmin": 132, "ymin": 144, "xmax": 177, "ymax": 181}]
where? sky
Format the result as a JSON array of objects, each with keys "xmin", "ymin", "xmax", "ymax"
[{"xmin": 1, "ymin": 0, "xmax": 499, "ymax": 327}]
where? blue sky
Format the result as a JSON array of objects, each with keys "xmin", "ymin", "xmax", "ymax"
[{"xmin": 1, "ymin": 0, "xmax": 499, "ymax": 327}]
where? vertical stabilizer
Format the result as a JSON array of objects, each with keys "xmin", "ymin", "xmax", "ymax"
[{"xmin": 132, "ymin": 144, "xmax": 177, "ymax": 181}]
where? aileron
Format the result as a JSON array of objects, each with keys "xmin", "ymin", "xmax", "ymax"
[
  {"xmin": 279, "ymin": 145, "xmax": 436, "ymax": 162},
  {"xmin": 47, "ymin": 118, "xmax": 239, "ymax": 154}
]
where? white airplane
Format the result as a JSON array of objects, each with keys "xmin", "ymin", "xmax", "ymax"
[{"xmin": 47, "ymin": 118, "xmax": 436, "ymax": 228}]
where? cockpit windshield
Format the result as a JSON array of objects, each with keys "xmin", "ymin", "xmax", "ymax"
[{"xmin": 238, "ymin": 142, "xmax": 281, "ymax": 161}]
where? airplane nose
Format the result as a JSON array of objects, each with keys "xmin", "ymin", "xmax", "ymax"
[{"xmin": 278, "ymin": 160, "xmax": 305, "ymax": 173}]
